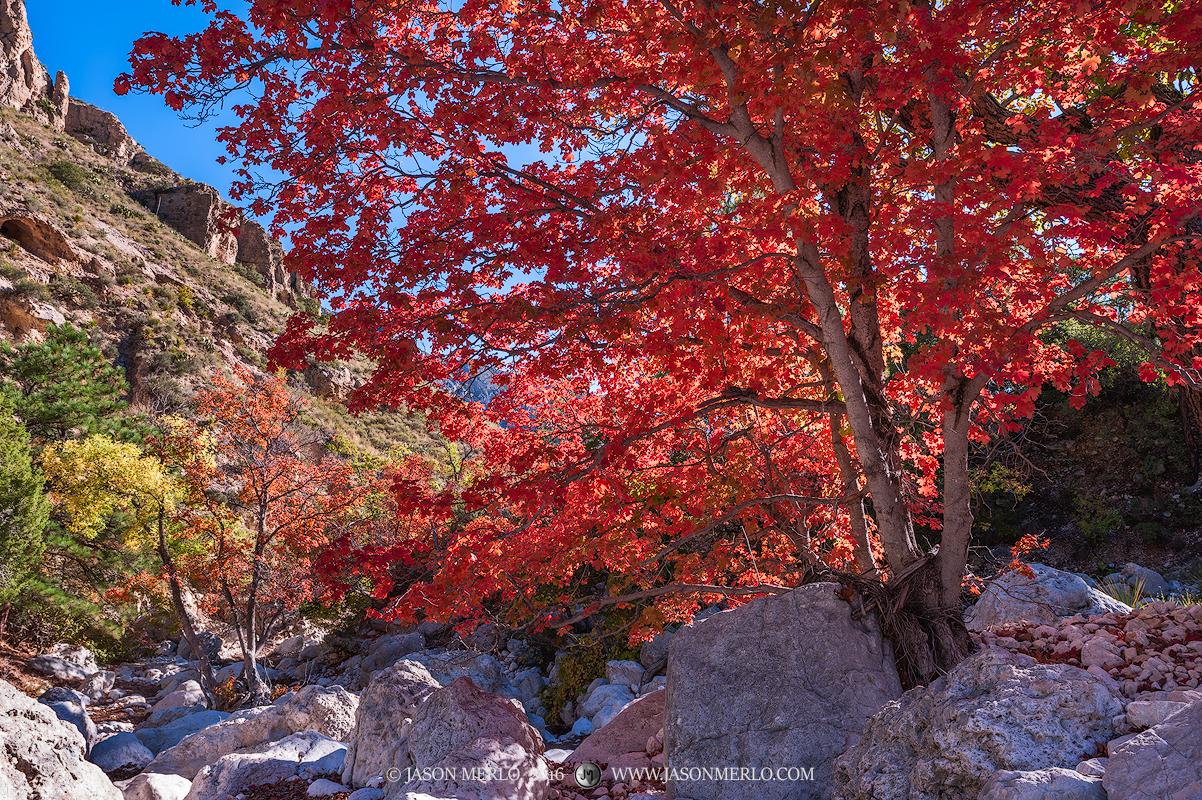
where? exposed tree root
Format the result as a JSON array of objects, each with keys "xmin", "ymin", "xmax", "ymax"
[{"xmin": 800, "ymin": 557, "xmax": 975, "ymax": 690}]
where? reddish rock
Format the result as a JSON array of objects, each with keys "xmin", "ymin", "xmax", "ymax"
[
  {"xmin": 571, "ymin": 691, "xmax": 663, "ymax": 767},
  {"xmin": 0, "ymin": 208, "xmax": 78, "ymax": 264}
]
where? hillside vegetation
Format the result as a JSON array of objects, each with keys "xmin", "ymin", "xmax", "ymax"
[
  {"xmin": 0, "ymin": 106, "xmax": 433, "ymax": 457},
  {"xmin": 0, "ymin": 99, "xmax": 448, "ymax": 661}
]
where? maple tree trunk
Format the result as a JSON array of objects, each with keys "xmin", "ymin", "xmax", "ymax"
[
  {"xmin": 241, "ymin": 508, "xmax": 271, "ymax": 705},
  {"xmin": 794, "ymin": 255, "xmax": 922, "ymax": 574},
  {"xmin": 157, "ymin": 511, "xmax": 218, "ymax": 706},
  {"xmin": 221, "ymin": 579, "xmax": 270, "ymax": 706}
]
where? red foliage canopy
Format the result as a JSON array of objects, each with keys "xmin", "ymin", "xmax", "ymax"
[{"xmin": 122, "ymin": 0, "xmax": 1202, "ymax": 670}]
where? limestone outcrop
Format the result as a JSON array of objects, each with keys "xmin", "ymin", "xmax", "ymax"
[
  {"xmin": 66, "ymin": 99, "xmax": 143, "ymax": 163},
  {"xmin": 0, "ymin": 0, "xmax": 68, "ymax": 129},
  {"xmin": 0, "ymin": 208, "xmax": 79, "ymax": 265},
  {"xmin": 134, "ymin": 184, "xmax": 311, "ymax": 305},
  {"xmin": 137, "ymin": 184, "xmax": 240, "ymax": 264}
]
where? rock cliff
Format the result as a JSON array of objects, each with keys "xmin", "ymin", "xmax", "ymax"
[{"xmin": 0, "ymin": 0, "xmax": 67, "ymax": 129}]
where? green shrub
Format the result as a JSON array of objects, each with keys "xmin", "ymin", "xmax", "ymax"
[
  {"xmin": 298, "ymin": 297, "xmax": 323, "ymax": 317},
  {"xmin": 223, "ymin": 292, "xmax": 259, "ymax": 324},
  {"xmin": 50, "ymin": 275, "xmax": 100, "ymax": 310},
  {"xmin": 149, "ymin": 284, "xmax": 178, "ymax": 311},
  {"xmin": 232, "ymin": 261, "xmax": 266, "ymax": 288},
  {"xmin": 1073, "ymin": 489, "xmax": 1124, "ymax": 543},
  {"xmin": 133, "ymin": 157, "xmax": 174, "ymax": 177},
  {"xmin": 110, "ymin": 204, "xmax": 141, "ymax": 220},
  {"xmin": 13, "ymin": 279, "xmax": 51, "ymax": 303},
  {"xmin": 45, "ymin": 160, "xmax": 96, "ymax": 193},
  {"xmin": 237, "ymin": 346, "xmax": 265, "ymax": 367}
]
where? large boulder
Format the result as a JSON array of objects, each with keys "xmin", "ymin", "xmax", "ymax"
[
  {"xmin": 639, "ymin": 632, "xmax": 672, "ymax": 669},
  {"xmin": 46, "ymin": 642, "xmax": 99, "ymax": 673},
  {"xmin": 579, "ymin": 682, "xmax": 635, "ymax": 729},
  {"xmin": 571, "ymin": 689, "xmax": 664, "ymax": 767},
  {"xmin": 833, "ymin": 648, "xmax": 1124, "ymax": 800},
  {"xmin": 966, "ymin": 563, "xmax": 1131, "ymax": 631},
  {"xmin": 0, "ymin": 679, "xmax": 122, "ymax": 800},
  {"xmin": 274, "ymin": 634, "xmax": 306, "ymax": 658},
  {"xmin": 1103, "ymin": 699, "xmax": 1202, "ymax": 800},
  {"xmin": 406, "ymin": 651, "xmax": 506, "ymax": 694},
  {"xmin": 147, "ymin": 684, "xmax": 357, "ymax": 779},
  {"xmin": 30, "ymin": 653, "xmax": 91, "ymax": 681},
  {"xmin": 38, "ymin": 686, "xmax": 97, "ymax": 753},
  {"xmin": 605, "ymin": 660, "xmax": 645, "ymax": 690},
  {"xmin": 89, "ymin": 731, "xmax": 154, "ymax": 778},
  {"xmin": 342, "ymin": 659, "xmax": 441, "ymax": 788},
  {"xmin": 361, "ymin": 632, "xmax": 426, "ymax": 674},
  {"xmin": 387, "ymin": 677, "xmax": 549, "ymax": 800},
  {"xmin": 393, "ymin": 736, "xmax": 550, "ymax": 800},
  {"xmin": 136, "ymin": 708, "xmax": 230, "ymax": 755},
  {"xmin": 665, "ymin": 582, "xmax": 902, "ymax": 800},
  {"xmin": 150, "ymin": 680, "xmax": 208, "ymax": 713},
  {"xmin": 119, "ymin": 773, "xmax": 192, "ymax": 800},
  {"xmin": 176, "ymin": 631, "xmax": 222, "ymax": 662},
  {"xmin": 82, "ymin": 670, "xmax": 117, "ymax": 703},
  {"xmin": 1125, "ymin": 699, "xmax": 1189, "ymax": 730},
  {"xmin": 1118, "ymin": 562, "xmax": 1173, "ymax": 600},
  {"xmin": 185, "ymin": 730, "xmax": 345, "ymax": 800}
]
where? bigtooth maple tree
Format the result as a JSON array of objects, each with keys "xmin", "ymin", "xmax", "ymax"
[
  {"xmin": 161, "ymin": 368, "xmax": 366, "ymax": 703},
  {"xmin": 123, "ymin": 0, "xmax": 1202, "ymax": 677}
]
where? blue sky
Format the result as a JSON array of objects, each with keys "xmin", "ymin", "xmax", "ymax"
[{"xmin": 26, "ymin": 0, "xmax": 240, "ymax": 198}]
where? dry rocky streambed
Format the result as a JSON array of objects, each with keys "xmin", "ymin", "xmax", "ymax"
[{"xmin": 4, "ymin": 561, "xmax": 1202, "ymax": 800}]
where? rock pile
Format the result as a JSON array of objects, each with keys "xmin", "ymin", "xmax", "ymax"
[{"xmin": 977, "ymin": 601, "xmax": 1202, "ymax": 702}]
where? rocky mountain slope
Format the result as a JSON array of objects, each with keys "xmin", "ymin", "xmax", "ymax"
[{"xmin": 0, "ymin": 0, "xmax": 430, "ymax": 455}]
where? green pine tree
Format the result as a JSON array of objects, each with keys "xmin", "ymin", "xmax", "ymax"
[
  {"xmin": 0, "ymin": 393, "xmax": 50, "ymax": 607},
  {"xmin": 0, "ymin": 326, "xmax": 144, "ymax": 649},
  {"xmin": 0, "ymin": 324, "xmax": 142, "ymax": 445}
]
